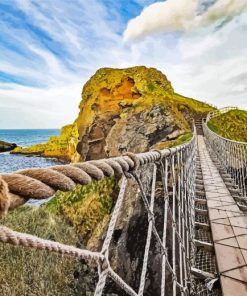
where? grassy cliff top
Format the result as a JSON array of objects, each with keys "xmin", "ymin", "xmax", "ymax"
[
  {"xmin": 80, "ymin": 66, "xmax": 214, "ymax": 113},
  {"xmin": 208, "ymin": 109, "xmax": 247, "ymax": 142},
  {"xmin": 77, "ymin": 66, "xmax": 215, "ymax": 132}
]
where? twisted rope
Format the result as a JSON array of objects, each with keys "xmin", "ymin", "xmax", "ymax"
[
  {"xmin": 0, "ymin": 175, "xmax": 10, "ymax": 216},
  {"xmin": 0, "ymin": 226, "xmax": 103, "ymax": 264},
  {"xmin": 138, "ymin": 164, "xmax": 157, "ymax": 296},
  {"xmin": 95, "ymin": 176, "xmax": 128, "ymax": 295}
]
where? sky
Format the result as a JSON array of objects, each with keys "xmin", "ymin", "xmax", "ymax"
[{"xmin": 0, "ymin": 0, "xmax": 246, "ymax": 128}]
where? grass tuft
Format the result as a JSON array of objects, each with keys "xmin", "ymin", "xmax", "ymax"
[{"xmin": 0, "ymin": 206, "xmax": 82, "ymax": 296}]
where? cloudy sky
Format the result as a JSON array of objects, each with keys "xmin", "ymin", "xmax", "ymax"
[{"xmin": 0, "ymin": 0, "xmax": 246, "ymax": 128}]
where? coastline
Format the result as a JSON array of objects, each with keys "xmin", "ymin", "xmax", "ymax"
[
  {"xmin": 8, "ymin": 123, "xmax": 80, "ymax": 163},
  {"xmin": 10, "ymin": 150, "xmax": 69, "ymax": 163},
  {"xmin": 0, "ymin": 129, "xmax": 65, "ymax": 174}
]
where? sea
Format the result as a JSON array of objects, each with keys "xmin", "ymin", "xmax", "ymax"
[{"xmin": 0, "ymin": 129, "xmax": 62, "ymax": 173}]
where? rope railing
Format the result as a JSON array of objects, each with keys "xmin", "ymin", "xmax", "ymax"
[
  {"xmin": 203, "ymin": 108, "xmax": 247, "ymax": 198},
  {"xmin": 0, "ymin": 131, "xmax": 198, "ymax": 295}
]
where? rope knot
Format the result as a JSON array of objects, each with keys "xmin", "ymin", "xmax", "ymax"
[
  {"xmin": 151, "ymin": 149, "xmax": 163, "ymax": 162},
  {"xmin": 98, "ymin": 250, "xmax": 110, "ymax": 273},
  {"xmin": 161, "ymin": 247, "xmax": 168, "ymax": 257},
  {"xmin": 123, "ymin": 152, "xmax": 140, "ymax": 171}
]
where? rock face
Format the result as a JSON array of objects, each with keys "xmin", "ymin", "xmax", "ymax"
[
  {"xmin": 0, "ymin": 141, "xmax": 17, "ymax": 153},
  {"xmin": 76, "ymin": 66, "xmax": 213, "ymax": 160}
]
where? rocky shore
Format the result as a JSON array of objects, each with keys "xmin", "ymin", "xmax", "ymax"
[{"xmin": 10, "ymin": 123, "xmax": 80, "ymax": 162}]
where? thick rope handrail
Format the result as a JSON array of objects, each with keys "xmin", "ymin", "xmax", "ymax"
[{"xmin": 0, "ymin": 137, "xmax": 194, "ymax": 215}]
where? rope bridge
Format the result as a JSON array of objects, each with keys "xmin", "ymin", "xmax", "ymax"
[
  {"xmin": 1, "ymin": 107, "xmax": 245, "ymax": 295},
  {"xmin": 0, "ymin": 134, "xmax": 197, "ymax": 295}
]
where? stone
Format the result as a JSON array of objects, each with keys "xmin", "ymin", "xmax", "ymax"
[{"xmin": 0, "ymin": 141, "xmax": 17, "ymax": 153}]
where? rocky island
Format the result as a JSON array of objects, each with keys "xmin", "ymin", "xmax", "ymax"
[{"xmin": 0, "ymin": 140, "xmax": 17, "ymax": 152}]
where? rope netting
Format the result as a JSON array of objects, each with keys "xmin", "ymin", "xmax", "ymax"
[
  {"xmin": 203, "ymin": 109, "xmax": 247, "ymax": 198},
  {"xmin": 0, "ymin": 135, "xmax": 197, "ymax": 295}
]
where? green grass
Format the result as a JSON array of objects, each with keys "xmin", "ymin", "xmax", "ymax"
[
  {"xmin": 46, "ymin": 177, "xmax": 117, "ymax": 241},
  {"xmin": 208, "ymin": 109, "xmax": 247, "ymax": 142},
  {"xmin": 154, "ymin": 132, "xmax": 193, "ymax": 150},
  {"xmin": 173, "ymin": 93, "xmax": 216, "ymax": 115},
  {"xmin": 0, "ymin": 206, "xmax": 84, "ymax": 296}
]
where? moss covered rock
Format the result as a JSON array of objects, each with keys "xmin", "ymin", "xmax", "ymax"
[
  {"xmin": 76, "ymin": 66, "xmax": 214, "ymax": 160},
  {"xmin": 46, "ymin": 177, "xmax": 117, "ymax": 240}
]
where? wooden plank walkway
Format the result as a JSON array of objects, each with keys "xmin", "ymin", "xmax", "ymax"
[{"xmin": 198, "ymin": 135, "xmax": 247, "ymax": 296}]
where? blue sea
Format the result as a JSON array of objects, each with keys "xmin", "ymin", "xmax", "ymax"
[{"xmin": 0, "ymin": 129, "xmax": 63, "ymax": 173}]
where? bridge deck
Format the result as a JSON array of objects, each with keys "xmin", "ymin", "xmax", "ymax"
[{"xmin": 198, "ymin": 135, "xmax": 247, "ymax": 296}]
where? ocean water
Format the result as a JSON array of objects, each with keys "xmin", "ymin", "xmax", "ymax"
[{"xmin": 0, "ymin": 129, "xmax": 63, "ymax": 173}]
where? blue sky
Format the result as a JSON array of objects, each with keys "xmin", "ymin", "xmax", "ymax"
[{"xmin": 0, "ymin": 0, "xmax": 246, "ymax": 128}]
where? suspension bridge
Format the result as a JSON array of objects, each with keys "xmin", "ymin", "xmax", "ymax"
[{"xmin": 0, "ymin": 107, "xmax": 246, "ymax": 295}]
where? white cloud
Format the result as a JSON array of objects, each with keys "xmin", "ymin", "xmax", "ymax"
[
  {"xmin": 124, "ymin": 0, "xmax": 247, "ymax": 40},
  {"xmin": 0, "ymin": 82, "xmax": 83, "ymax": 128},
  {"xmin": 124, "ymin": 9, "xmax": 247, "ymax": 110},
  {"xmin": 177, "ymin": 22, "xmax": 247, "ymax": 108},
  {"xmin": 0, "ymin": 0, "xmax": 132, "ymax": 128}
]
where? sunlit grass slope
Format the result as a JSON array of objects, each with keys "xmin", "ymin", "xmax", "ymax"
[{"xmin": 208, "ymin": 109, "xmax": 247, "ymax": 142}]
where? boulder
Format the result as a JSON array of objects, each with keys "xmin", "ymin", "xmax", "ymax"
[{"xmin": 0, "ymin": 141, "xmax": 17, "ymax": 152}]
